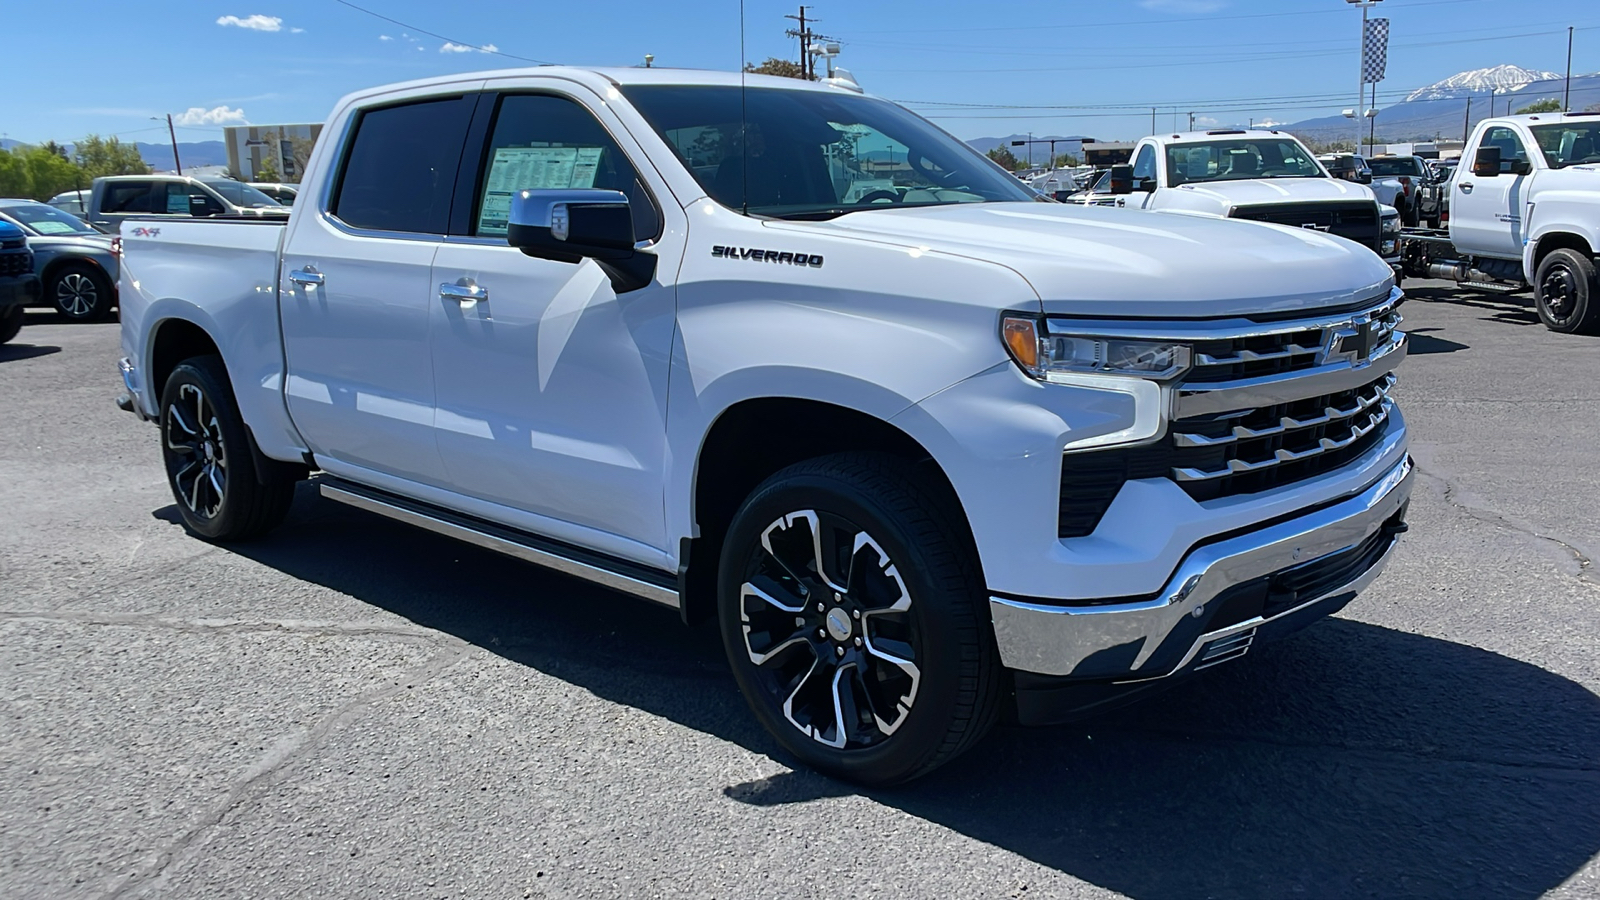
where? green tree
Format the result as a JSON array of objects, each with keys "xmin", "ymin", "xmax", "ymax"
[
  {"xmin": 744, "ymin": 57, "xmax": 806, "ymax": 79},
  {"xmin": 1051, "ymin": 152, "xmax": 1081, "ymax": 168},
  {"xmin": 986, "ymin": 146, "xmax": 1022, "ymax": 170},
  {"xmin": 74, "ymin": 135, "xmax": 151, "ymax": 179},
  {"xmin": 20, "ymin": 145, "xmax": 84, "ymax": 199},
  {"xmin": 1514, "ymin": 98, "xmax": 1563, "ymax": 114},
  {"xmin": 0, "ymin": 150, "xmax": 32, "ymax": 198},
  {"xmin": 253, "ymin": 131, "xmax": 282, "ymax": 182}
]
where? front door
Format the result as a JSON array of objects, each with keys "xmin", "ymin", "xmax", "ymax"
[
  {"xmin": 428, "ymin": 90, "xmax": 680, "ymax": 560},
  {"xmin": 279, "ymin": 93, "xmax": 478, "ymax": 486},
  {"xmin": 1452, "ymin": 126, "xmax": 1532, "ymax": 258}
]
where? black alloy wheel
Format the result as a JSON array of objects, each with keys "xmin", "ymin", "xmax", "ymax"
[
  {"xmin": 159, "ymin": 355, "xmax": 296, "ymax": 540},
  {"xmin": 718, "ymin": 453, "xmax": 1002, "ymax": 785},
  {"xmin": 51, "ymin": 263, "xmax": 114, "ymax": 322},
  {"xmin": 1534, "ymin": 248, "xmax": 1600, "ymax": 335}
]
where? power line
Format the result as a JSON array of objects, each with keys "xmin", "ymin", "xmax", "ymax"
[
  {"xmin": 329, "ymin": 0, "xmax": 553, "ymax": 64},
  {"xmin": 842, "ymin": 0, "xmax": 1493, "ymax": 36}
]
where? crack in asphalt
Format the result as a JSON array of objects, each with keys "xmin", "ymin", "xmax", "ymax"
[
  {"xmin": 0, "ymin": 609, "xmax": 445, "ymax": 644},
  {"xmin": 1410, "ymin": 451, "xmax": 1598, "ymax": 590},
  {"xmin": 101, "ymin": 643, "xmax": 472, "ymax": 900}
]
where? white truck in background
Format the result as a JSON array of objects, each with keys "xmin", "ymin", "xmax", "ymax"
[
  {"xmin": 114, "ymin": 68, "xmax": 1413, "ymax": 785},
  {"xmin": 1104, "ymin": 130, "xmax": 1402, "ymax": 274},
  {"xmin": 1398, "ymin": 112, "xmax": 1600, "ymax": 334}
]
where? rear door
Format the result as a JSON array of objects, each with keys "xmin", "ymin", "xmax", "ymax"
[
  {"xmin": 426, "ymin": 87, "xmax": 681, "ymax": 560},
  {"xmin": 1452, "ymin": 126, "xmax": 1533, "ymax": 258},
  {"xmin": 279, "ymin": 92, "xmax": 479, "ymax": 487}
]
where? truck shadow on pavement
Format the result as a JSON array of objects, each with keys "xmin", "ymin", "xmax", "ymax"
[
  {"xmin": 0, "ymin": 342, "xmax": 62, "ymax": 362},
  {"xmin": 1402, "ymin": 285, "xmax": 1542, "ymax": 328},
  {"xmin": 207, "ymin": 487, "xmax": 1600, "ymax": 900}
]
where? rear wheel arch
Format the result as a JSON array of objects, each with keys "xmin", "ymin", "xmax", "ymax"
[{"xmin": 681, "ymin": 397, "xmax": 977, "ymax": 626}]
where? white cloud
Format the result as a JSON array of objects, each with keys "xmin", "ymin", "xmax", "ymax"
[
  {"xmin": 1139, "ymin": 0, "xmax": 1226, "ymax": 12},
  {"xmin": 173, "ymin": 106, "xmax": 249, "ymax": 126},
  {"xmin": 1194, "ymin": 116, "xmax": 1219, "ymax": 127},
  {"xmin": 440, "ymin": 41, "xmax": 498, "ymax": 54},
  {"xmin": 216, "ymin": 14, "xmax": 283, "ymax": 32},
  {"xmin": 379, "ymin": 34, "xmax": 393, "ymax": 41},
  {"xmin": 479, "ymin": 44, "xmax": 499, "ymax": 53},
  {"xmin": 290, "ymin": 27, "xmax": 304, "ymax": 33},
  {"xmin": 1254, "ymin": 118, "xmax": 1283, "ymax": 128}
]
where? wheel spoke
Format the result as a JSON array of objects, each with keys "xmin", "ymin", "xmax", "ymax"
[
  {"xmin": 740, "ymin": 578, "xmax": 812, "ymax": 665},
  {"xmin": 761, "ymin": 510, "xmax": 847, "ymax": 592},
  {"xmin": 167, "ymin": 403, "xmax": 200, "ymax": 442},
  {"xmin": 781, "ymin": 655, "xmax": 846, "ymax": 749},
  {"xmin": 206, "ymin": 462, "xmax": 225, "ymax": 506},
  {"xmin": 174, "ymin": 459, "xmax": 203, "ymax": 511}
]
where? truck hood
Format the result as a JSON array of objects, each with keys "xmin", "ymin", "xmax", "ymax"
[
  {"xmin": 795, "ymin": 202, "xmax": 1394, "ymax": 318},
  {"xmin": 1164, "ymin": 177, "xmax": 1377, "ymax": 210}
]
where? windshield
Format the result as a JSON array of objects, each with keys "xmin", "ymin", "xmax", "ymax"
[
  {"xmin": 620, "ymin": 85, "xmax": 1035, "ymax": 219},
  {"xmin": 1367, "ymin": 157, "xmax": 1421, "ymax": 177},
  {"xmin": 1530, "ymin": 122, "xmax": 1600, "ymax": 169},
  {"xmin": 201, "ymin": 180, "xmax": 284, "ymax": 208},
  {"xmin": 1164, "ymin": 138, "xmax": 1323, "ymax": 185},
  {"xmin": 0, "ymin": 201, "xmax": 99, "ymax": 235}
]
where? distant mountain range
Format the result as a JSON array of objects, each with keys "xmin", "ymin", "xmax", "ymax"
[
  {"xmin": 0, "ymin": 138, "xmax": 230, "ymax": 170},
  {"xmin": 1283, "ymin": 65, "xmax": 1600, "ymax": 144}
]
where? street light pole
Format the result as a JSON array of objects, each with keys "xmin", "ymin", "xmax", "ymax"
[{"xmin": 1347, "ymin": 0, "xmax": 1383, "ymax": 152}]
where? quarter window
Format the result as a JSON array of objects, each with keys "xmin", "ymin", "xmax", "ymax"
[
  {"xmin": 471, "ymin": 94, "xmax": 659, "ymax": 241},
  {"xmin": 332, "ymin": 96, "xmax": 477, "ymax": 234}
]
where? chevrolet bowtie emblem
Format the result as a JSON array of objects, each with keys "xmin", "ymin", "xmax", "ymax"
[{"xmin": 1302, "ymin": 223, "xmax": 1331, "ymax": 231}]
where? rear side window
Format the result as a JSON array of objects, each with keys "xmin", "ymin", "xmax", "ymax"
[
  {"xmin": 164, "ymin": 183, "xmax": 223, "ymax": 215},
  {"xmin": 332, "ymin": 96, "xmax": 476, "ymax": 234},
  {"xmin": 102, "ymin": 182, "xmax": 155, "ymax": 213},
  {"xmin": 470, "ymin": 93, "xmax": 659, "ymax": 241}
]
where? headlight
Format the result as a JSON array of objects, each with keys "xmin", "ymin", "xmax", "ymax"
[
  {"xmin": 1381, "ymin": 213, "xmax": 1401, "ymax": 235},
  {"xmin": 1002, "ymin": 316, "xmax": 1191, "ymax": 382}
]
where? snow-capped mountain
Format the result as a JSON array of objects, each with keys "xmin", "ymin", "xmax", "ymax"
[{"xmin": 1404, "ymin": 65, "xmax": 1563, "ymax": 102}]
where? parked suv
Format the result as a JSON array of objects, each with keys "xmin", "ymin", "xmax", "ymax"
[
  {"xmin": 0, "ymin": 219, "xmax": 41, "ymax": 344},
  {"xmin": 0, "ymin": 199, "xmax": 119, "ymax": 321},
  {"xmin": 88, "ymin": 175, "xmax": 288, "ymax": 232}
]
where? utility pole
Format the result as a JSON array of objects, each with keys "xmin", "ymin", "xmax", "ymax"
[
  {"xmin": 1565, "ymin": 26, "xmax": 1574, "ymax": 111},
  {"xmin": 784, "ymin": 6, "xmax": 825, "ymax": 80},
  {"xmin": 1188, "ymin": 111, "xmax": 1195, "ymax": 131},
  {"xmin": 1150, "ymin": 107, "xmax": 1156, "ymax": 134},
  {"xmin": 151, "ymin": 114, "xmax": 182, "ymax": 174},
  {"xmin": 1463, "ymin": 94, "xmax": 1472, "ymax": 142}
]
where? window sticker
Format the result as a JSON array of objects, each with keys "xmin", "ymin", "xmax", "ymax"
[{"xmin": 478, "ymin": 146, "xmax": 604, "ymax": 235}]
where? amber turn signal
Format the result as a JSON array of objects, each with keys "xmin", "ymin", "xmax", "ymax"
[{"xmin": 1002, "ymin": 316, "xmax": 1042, "ymax": 376}]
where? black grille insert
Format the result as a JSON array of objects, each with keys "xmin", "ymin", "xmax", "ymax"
[{"xmin": 1230, "ymin": 201, "xmax": 1379, "ymax": 251}]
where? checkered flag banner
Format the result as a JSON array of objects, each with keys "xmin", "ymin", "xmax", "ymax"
[{"xmin": 1363, "ymin": 18, "xmax": 1389, "ymax": 84}]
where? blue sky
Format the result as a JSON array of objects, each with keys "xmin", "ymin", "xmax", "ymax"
[{"xmin": 3, "ymin": 0, "xmax": 1596, "ymax": 146}]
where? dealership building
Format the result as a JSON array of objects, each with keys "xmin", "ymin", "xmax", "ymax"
[{"xmin": 223, "ymin": 123, "xmax": 324, "ymax": 182}]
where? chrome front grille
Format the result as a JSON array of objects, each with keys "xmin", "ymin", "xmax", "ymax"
[{"xmin": 1056, "ymin": 289, "xmax": 1406, "ymax": 538}]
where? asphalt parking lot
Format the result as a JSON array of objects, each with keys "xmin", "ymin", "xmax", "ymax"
[{"xmin": 2, "ymin": 280, "xmax": 1598, "ymax": 900}]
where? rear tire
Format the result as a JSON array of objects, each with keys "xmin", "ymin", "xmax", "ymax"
[
  {"xmin": 50, "ymin": 263, "xmax": 114, "ymax": 322},
  {"xmin": 717, "ymin": 452, "xmax": 1002, "ymax": 786},
  {"xmin": 0, "ymin": 304, "xmax": 22, "ymax": 344},
  {"xmin": 1534, "ymin": 248, "xmax": 1600, "ymax": 335},
  {"xmin": 159, "ymin": 355, "xmax": 296, "ymax": 540}
]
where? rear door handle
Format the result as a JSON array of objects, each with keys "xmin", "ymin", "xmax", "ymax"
[
  {"xmin": 440, "ymin": 282, "xmax": 488, "ymax": 305},
  {"xmin": 288, "ymin": 266, "xmax": 324, "ymax": 286}
]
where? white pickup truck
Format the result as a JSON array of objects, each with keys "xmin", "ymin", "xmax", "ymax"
[
  {"xmin": 1109, "ymin": 130, "xmax": 1402, "ymax": 270},
  {"xmin": 116, "ymin": 68, "xmax": 1413, "ymax": 784},
  {"xmin": 1398, "ymin": 112, "xmax": 1600, "ymax": 334}
]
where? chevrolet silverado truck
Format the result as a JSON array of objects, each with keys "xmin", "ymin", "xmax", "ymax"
[
  {"xmin": 1399, "ymin": 112, "xmax": 1600, "ymax": 334},
  {"xmin": 1113, "ymin": 130, "xmax": 1403, "ymax": 273},
  {"xmin": 0, "ymin": 219, "xmax": 41, "ymax": 344},
  {"xmin": 116, "ymin": 68, "xmax": 1413, "ymax": 785}
]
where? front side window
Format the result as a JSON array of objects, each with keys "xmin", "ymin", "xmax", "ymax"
[
  {"xmin": 622, "ymin": 85, "xmax": 1034, "ymax": 219},
  {"xmin": 1482, "ymin": 127, "xmax": 1532, "ymax": 174},
  {"xmin": 1131, "ymin": 145, "xmax": 1156, "ymax": 183},
  {"xmin": 332, "ymin": 95, "xmax": 476, "ymax": 234},
  {"xmin": 1165, "ymin": 139, "xmax": 1322, "ymax": 185},
  {"xmin": 1530, "ymin": 123, "xmax": 1600, "ymax": 169},
  {"xmin": 164, "ymin": 183, "xmax": 222, "ymax": 215},
  {"xmin": 471, "ymin": 93, "xmax": 659, "ymax": 240}
]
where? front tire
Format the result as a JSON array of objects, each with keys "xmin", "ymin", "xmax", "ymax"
[
  {"xmin": 160, "ymin": 355, "xmax": 296, "ymax": 540},
  {"xmin": 1534, "ymin": 248, "xmax": 1600, "ymax": 335},
  {"xmin": 50, "ymin": 263, "xmax": 114, "ymax": 322},
  {"xmin": 717, "ymin": 453, "xmax": 1002, "ymax": 785},
  {"xmin": 0, "ymin": 304, "xmax": 23, "ymax": 344}
]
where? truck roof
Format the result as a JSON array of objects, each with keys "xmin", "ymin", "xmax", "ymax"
[
  {"xmin": 1480, "ymin": 111, "xmax": 1600, "ymax": 127},
  {"xmin": 1142, "ymin": 129, "xmax": 1297, "ymax": 145}
]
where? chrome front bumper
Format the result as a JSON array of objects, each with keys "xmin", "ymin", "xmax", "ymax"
[{"xmin": 991, "ymin": 454, "xmax": 1413, "ymax": 679}]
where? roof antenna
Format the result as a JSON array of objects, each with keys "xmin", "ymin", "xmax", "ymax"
[{"xmin": 739, "ymin": 0, "xmax": 750, "ymax": 216}]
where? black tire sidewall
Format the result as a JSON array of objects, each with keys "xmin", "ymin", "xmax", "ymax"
[
  {"xmin": 1535, "ymin": 249, "xmax": 1597, "ymax": 334},
  {"xmin": 159, "ymin": 356, "xmax": 257, "ymax": 540},
  {"xmin": 717, "ymin": 462, "xmax": 982, "ymax": 784},
  {"xmin": 51, "ymin": 263, "xmax": 113, "ymax": 322}
]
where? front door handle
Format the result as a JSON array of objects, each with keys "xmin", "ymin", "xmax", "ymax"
[
  {"xmin": 1458, "ymin": 182, "xmax": 1473, "ymax": 194},
  {"xmin": 288, "ymin": 266, "xmax": 324, "ymax": 286},
  {"xmin": 440, "ymin": 281, "xmax": 488, "ymax": 305}
]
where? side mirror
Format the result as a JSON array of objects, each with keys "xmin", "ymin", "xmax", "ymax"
[
  {"xmin": 1472, "ymin": 145, "xmax": 1501, "ymax": 177},
  {"xmin": 1107, "ymin": 164, "xmax": 1133, "ymax": 195},
  {"xmin": 1355, "ymin": 171, "xmax": 1373, "ymax": 185},
  {"xmin": 1506, "ymin": 158, "xmax": 1532, "ymax": 176},
  {"xmin": 507, "ymin": 189, "xmax": 656, "ymax": 293},
  {"xmin": 187, "ymin": 194, "xmax": 216, "ymax": 217},
  {"xmin": 1136, "ymin": 177, "xmax": 1157, "ymax": 193}
]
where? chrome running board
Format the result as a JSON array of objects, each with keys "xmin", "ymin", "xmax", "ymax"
[{"xmin": 318, "ymin": 478, "xmax": 680, "ymax": 609}]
